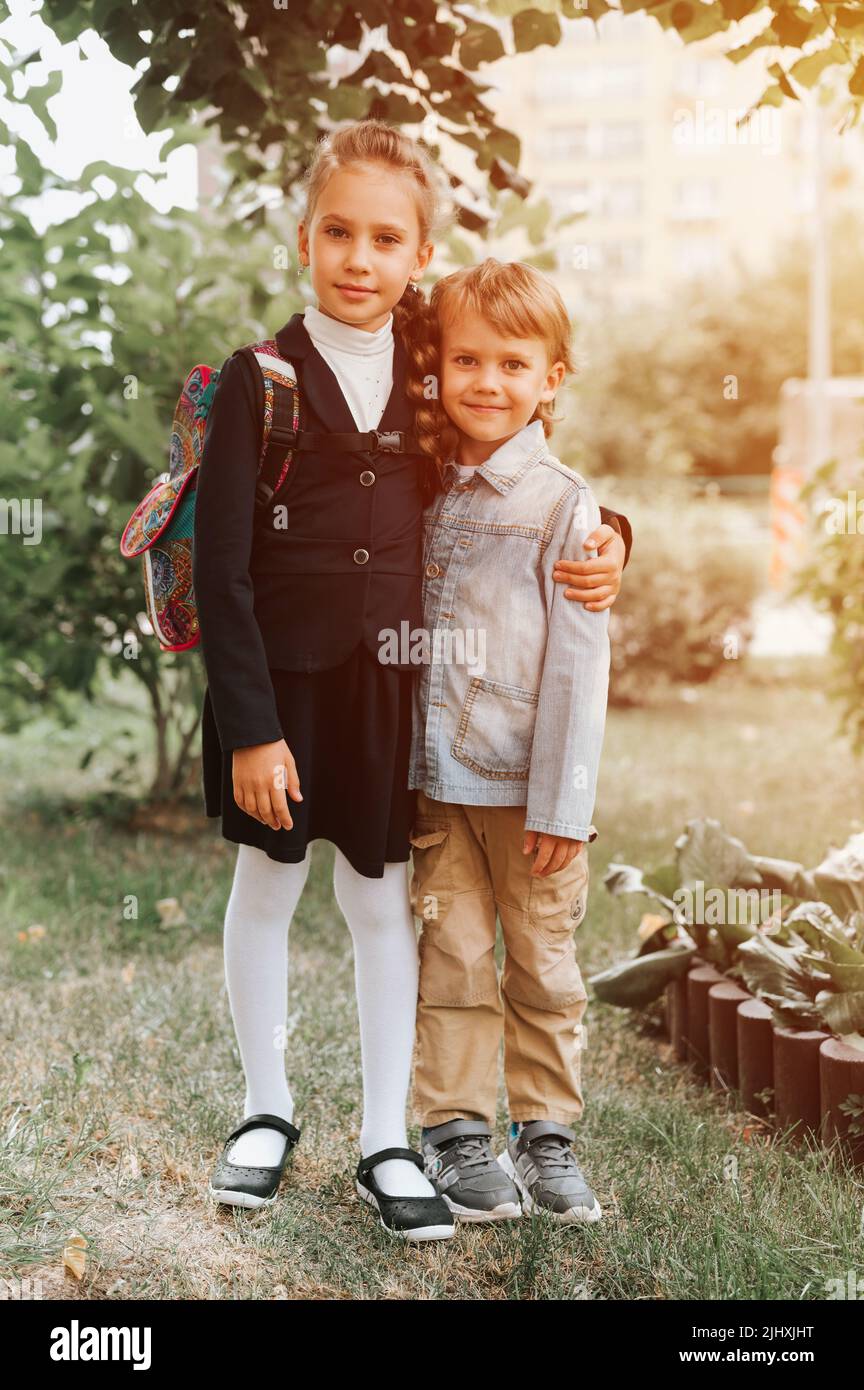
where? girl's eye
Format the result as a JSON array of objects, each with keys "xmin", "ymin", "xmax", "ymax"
[
  {"xmin": 505, "ymin": 360, "xmax": 526, "ymax": 371},
  {"xmin": 454, "ymin": 355, "xmax": 476, "ymax": 366},
  {"xmin": 322, "ymin": 227, "xmax": 398, "ymax": 245}
]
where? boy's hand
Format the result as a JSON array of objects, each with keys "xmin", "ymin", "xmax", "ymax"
[
  {"xmin": 523, "ymin": 829, "xmax": 584, "ymax": 877},
  {"xmin": 233, "ymin": 738, "xmax": 303, "ymax": 831},
  {"xmin": 552, "ymin": 522, "xmax": 625, "ymax": 611}
]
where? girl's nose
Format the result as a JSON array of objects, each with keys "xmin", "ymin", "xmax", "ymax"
[{"xmin": 345, "ymin": 243, "xmax": 373, "ymax": 272}]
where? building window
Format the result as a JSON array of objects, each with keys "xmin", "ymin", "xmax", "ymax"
[
  {"xmin": 671, "ymin": 177, "xmax": 721, "ymax": 219},
  {"xmin": 561, "ymin": 239, "xmax": 643, "ymax": 275},
  {"xmin": 676, "ymin": 59, "xmax": 726, "ymax": 99},
  {"xmin": 595, "ymin": 10, "xmax": 652, "ymax": 42},
  {"xmin": 674, "ymin": 239, "xmax": 724, "ymax": 276},
  {"xmin": 550, "ymin": 180, "xmax": 643, "ymax": 218},
  {"xmin": 545, "ymin": 121, "xmax": 644, "ymax": 161},
  {"xmin": 535, "ymin": 63, "xmax": 644, "ymax": 103}
]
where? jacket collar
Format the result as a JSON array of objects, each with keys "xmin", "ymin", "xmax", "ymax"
[
  {"xmin": 274, "ymin": 311, "xmax": 412, "ymax": 433},
  {"xmin": 443, "ymin": 419, "xmax": 550, "ymax": 495}
]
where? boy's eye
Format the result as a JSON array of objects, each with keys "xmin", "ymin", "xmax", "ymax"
[{"xmin": 451, "ymin": 354, "xmax": 527, "ymax": 370}]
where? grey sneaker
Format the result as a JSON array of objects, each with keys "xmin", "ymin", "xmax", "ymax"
[
  {"xmin": 422, "ymin": 1119, "xmax": 522, "ymax": 1222},
  {"xmin": 497, "ymin": 1120, "xmax": 602, "ymax": 1224}
]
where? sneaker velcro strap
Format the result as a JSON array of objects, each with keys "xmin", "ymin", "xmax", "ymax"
[
  {"xmin": 357, "ymin": 1146, "xmax": 424, "ymax": 1178},
  {"xmin": 427, "ymin": 1119, "xmax": 492, "ymax": 1143},
  {"xmin": 519, "ymin": 1120, "xmax": 576, "ymax": 1144},
  {"xmin": 225, "ymin": 1112, "xmax": 301, "ymax": 1147}
]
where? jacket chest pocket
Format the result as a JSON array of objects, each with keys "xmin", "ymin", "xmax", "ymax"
[{"xmin": 450, "ymin": 677, "xmax": 538, "ymax": 780}]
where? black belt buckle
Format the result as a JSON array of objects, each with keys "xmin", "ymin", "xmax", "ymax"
[{"xmin": 372, "ymin": 429, "xmax": 403, "ymax": 453}]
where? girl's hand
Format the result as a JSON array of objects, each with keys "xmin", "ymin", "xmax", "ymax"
[
  {"xmin": 232, "ymin": 739, "xmax": 303, "ymax": 831},
  {"xmin": 522, "ymin": 829, "xmax": 584, "ymax": 878},
  {"xmin": 551, "ymin": 523, "xmax": 625, "ymax": 611}
]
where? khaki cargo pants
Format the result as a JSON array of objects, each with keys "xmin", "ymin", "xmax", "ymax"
[{"xmin": 408, "ymin": 788, "xmax": 591, "ymax": 1128}]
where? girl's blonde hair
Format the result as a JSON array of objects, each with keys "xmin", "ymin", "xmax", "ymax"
[
  {"xmin": 425, "ymin": 258, "xmax": 577, "ymax": 479},
  {"xmin": 298, "ymin": 119, "xmax": 454, "ymax": 502}
]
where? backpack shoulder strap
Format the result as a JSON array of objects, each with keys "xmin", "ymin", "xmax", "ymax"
[{"xmin": 236, "ymin": 339, "xmax": 301, "ymax": 511}]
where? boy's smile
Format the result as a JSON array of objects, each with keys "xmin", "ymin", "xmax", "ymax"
[{"xmin": 439, "ymin": 311, "xmax": 565, "ymax": 468}]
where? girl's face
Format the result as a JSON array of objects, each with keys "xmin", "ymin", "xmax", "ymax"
[
  {"xmin": 298, "ymin": 165, "xmax": 434, "ymax": 331},
  {"xmin": 439, "ymin": 310, "xmax": 565, "ymax": 446}
]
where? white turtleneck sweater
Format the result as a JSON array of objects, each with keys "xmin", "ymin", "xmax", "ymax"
[{"xmin": 302, "ymin": 303, "xmax": 394, "ymax": 432}]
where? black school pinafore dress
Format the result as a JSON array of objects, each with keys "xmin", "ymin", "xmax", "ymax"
[{"xmin": 194, "ymin": 315, "xmax": 426, "ymax": 879}]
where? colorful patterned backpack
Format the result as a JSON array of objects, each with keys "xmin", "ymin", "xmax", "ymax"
[{"xmin": 119, "ymin": 340, "xmax": 301, "ymax": 652}]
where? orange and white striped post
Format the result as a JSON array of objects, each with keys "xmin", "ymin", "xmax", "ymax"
[{"xmin": 769, "ymin": 455, "xmax": 808, "ymax": 590}]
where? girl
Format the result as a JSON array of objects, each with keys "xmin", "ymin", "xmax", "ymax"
[{"xmin": 192, "ymin": 120, "xmax": 629, "ymax": 1242}]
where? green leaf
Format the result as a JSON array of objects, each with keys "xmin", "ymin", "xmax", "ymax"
[
  {"xmin": 489, "ymin": 156, "xmax": 531, "ymax": 198},
  {"xmin": 372, "ymin": 92, "xmax": 427, "ymax": 125},
  {"xmin": 512, "ymin": 8, "xmax": 561, "ymax": 53},
  {"xmin": 588, "ymin": 945, "xmax": 696, "ymax": 1008},
  {"xmin": 818, "ymin": 990, "xmax": 864, "ymax": 1035},
  {"xmin": 726, "ymin": 23, "xmax": 779, "ymax": 62},
  {"xmin": 772, "ymin": 5, "xmax": 813, "ymax": 47},
  {"xmin": 737, "ymin": 932, "xmax": 820, "ymax": 1009},
  {"xmin": 767, "ymin": 61, "xmax": 800, "ymax": 99},
  {"xmin": 674, "ymin": 818, "xmax": 759, "ymax": 892},
  {"xmin": 790, "ymin": 41, "xmax": 848, "ymax": 89},
  {"xmin": 324, "ymin": 83, "xmax": 373, "ymax": 122},
  {"xmin": 459, "ymin": 20, "xmax": 506, "ymax": 70},
  {"xmin": 721, "ymin": 0, "xmax": 764, "ymax": 18},
  {"xmin": 810, "ymin": 832, "xmax": 864, "ymax": 917},
  {"xmin": 23, "ymin": 69, "xmax": 63, "ymax": 143},
  {"xmin": 603, "ymin": 861, "xmax": 680, "ymax": 914},
  {"xmin": 14, "ymin": 139, "xmax": 44, "ymax": 197}
]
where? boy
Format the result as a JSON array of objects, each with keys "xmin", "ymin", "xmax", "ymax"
[{"xmin": 407, "ymin": 259, "xmax": 612, "ymax": 1223}]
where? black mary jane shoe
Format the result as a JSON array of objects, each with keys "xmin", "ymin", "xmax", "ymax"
[
  {"xmin": 208, "ymin": 1112, "xmax": 301, "ymax": 1210},
  {"xmin": 355, "ymin": 1146, "xmax": 455, "ymax": 1242}
]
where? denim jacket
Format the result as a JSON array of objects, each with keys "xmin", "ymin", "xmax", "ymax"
[{"xmin": 405, "ymin": 419, "xmax": 610, "ymax": 842}]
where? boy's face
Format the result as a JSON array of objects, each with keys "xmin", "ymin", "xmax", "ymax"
[{"xmin": 439, "ymin": 311, "xmax": 565, "ymax": 447}]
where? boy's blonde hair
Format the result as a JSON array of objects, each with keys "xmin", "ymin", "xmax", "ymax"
[
  {"xmin": 298, "ymin": 119, "xmax": 454, "ymax": 503},
  {"xmin": 426, "ymin": 258, "xmax": 577, "ymax": 478}
]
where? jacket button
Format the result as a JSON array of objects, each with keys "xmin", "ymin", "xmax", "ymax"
[
  {"xmin": 353, "ymin": 548, "xmax": 370, "ymax": 564},
  {"xmin": 425, "ymin": 562, "xmax": 440, "ymax": 578},
  {"xmin": 359, "ymin": 470, "xmax": 376, "ymax": 486}
]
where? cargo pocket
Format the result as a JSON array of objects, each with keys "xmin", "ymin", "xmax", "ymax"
[
  {"xmin": 504, "ymin": 853, "xmax": 590, "ymax": 1011},
  {"xmin": 527, "ymin": 851, "xmax": 590, "ymax": 940},
  {"xmin": 408, "ymin": 823, "xmax": 452, "ymax": 925}
]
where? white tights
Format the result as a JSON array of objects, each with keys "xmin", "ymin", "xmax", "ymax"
[{"xmin": 221, "ymin": 842, "xmax": 434, "ymax": 1198}]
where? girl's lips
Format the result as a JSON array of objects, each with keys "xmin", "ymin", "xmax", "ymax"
[
  {"xmin": 337, "ymin": 284, "xmax": 375, "ymax": 297},
  {"xmin": 466, "ymin": 404, "xmax": 506, "ymax": 413}
]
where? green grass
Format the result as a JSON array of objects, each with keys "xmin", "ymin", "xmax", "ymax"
[{"xmin": 1, "ymin": 656, "xmax": 862, "ymax": 1300}]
